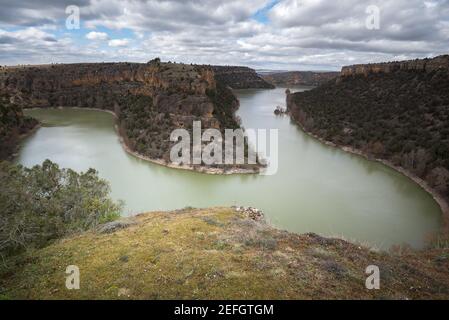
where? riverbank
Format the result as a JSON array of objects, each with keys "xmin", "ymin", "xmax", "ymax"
[
  {"xmin": 1, "ymin": 207, "xmax": 448, "ymax": 299},
  {"xmin": 25, "ymin": 106, "xmax": 260, "ymax": 176},
  {"xmin": 288, "ymin": 111, "xmax": 449, "ymax": 233}
]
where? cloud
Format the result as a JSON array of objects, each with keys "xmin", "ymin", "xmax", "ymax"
[
  {"xmin": 108, "ymin": 38, "xmax": 129, "ymax": 47},
  {"xmin": 0, "ymin": 0, "xmax": 448, "ymax": 69},
  {"xmin": 86, "ymin": 31, "xmax": 109, "ymax": 41}
]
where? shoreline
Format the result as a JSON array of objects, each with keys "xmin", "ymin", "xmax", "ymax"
[
  {"xmin": 289, "ymin": 112, "xmax": 449, "ymax": 231},
  {"xmin": 25, "ymin": 106, "xmax": 259, "ymax": 176},
  {"xmin": 8, "ymin": 122, "xmax": 41, "ymax": 160}
]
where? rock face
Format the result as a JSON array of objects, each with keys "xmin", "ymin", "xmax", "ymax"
[
  {"xmin": 262, "ymin": 71, "xmax": 340, "ymax": 87},
  {"xmin": 3, "ymin": 207, "xmax": 449, "ymax": 299},
  {"xmin": 287, "ymin": 55, "xmax": 449, "ymax": 205},
  {"xmin": 0, "ymin": 61, "xmax": 262, "ymax": 171},
  {"xmin": 211, "ymin": 66, "xmax": 275, "ymax": 89},
  {"xmin": 340, "ymin": 55, "xmax": 449, "ymax": 77}
]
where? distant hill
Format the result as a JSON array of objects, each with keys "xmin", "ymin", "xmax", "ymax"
[
  {"xmin": 211, "ymin": 65, "xmax": 274, "ymax": 89},
  {"xmin": 262, "ymin": 71, "xmax": 340, "ymax": 87},
  {"xmin": 0, "ymin": 61, "xmax": 267, "ymax": 172},
  {"xmin": 287, "ymin": 55, "xmax": 449, "ymax": 213}
]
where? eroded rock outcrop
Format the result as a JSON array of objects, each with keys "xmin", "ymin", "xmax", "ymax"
[
  {"xmin": 0, "ymin": 94, "xmax": 38, "ymax": 160},
  {"xmin": 340, "ymin": 55, "xmax": 449, "ymax": 77},
  {"xmin": 262, "ymin": 71, "xmax": 340, "ymax": 87},
  {"xmin": 0, "ymin": 61, "xmax": 261, "ymax": 172}
]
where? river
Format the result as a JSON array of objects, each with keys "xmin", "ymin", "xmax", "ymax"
[{"xmin": 17, "ymin": 87, "xmax": 442, "ymax": 249}]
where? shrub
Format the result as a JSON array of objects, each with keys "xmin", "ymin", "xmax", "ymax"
[{"xmin": 0, "ymin": 160, "xmax": 123, "ymax": 256}]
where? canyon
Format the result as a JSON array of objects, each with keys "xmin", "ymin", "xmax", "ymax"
[
  {"xmin": 0, "ymin": 60, "xmax": 272, "ymax": 172},
  {"xmin": 287, "ymin": 55, "xmax": 449, "ymax": 227}
]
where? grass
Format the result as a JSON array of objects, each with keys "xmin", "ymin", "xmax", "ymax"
[{"xmin": 0, "ymin": 207, "xmax": 448, "ymax": 300}]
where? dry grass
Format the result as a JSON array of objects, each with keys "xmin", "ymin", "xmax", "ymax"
[{"xmin": 1, "ymin": 207, "xmax": 448, "ymax": 300}]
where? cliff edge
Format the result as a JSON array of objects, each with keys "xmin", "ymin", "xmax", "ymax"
[{"xmin": 1, "ymin": 207, "xmax": 448, "ymax": 299}]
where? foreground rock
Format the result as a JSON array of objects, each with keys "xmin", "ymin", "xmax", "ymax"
[{"xmin": 1, "ymin": 207, "xmax": 448, "ymax": 299}]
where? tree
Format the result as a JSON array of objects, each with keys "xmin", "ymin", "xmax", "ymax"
[{"xmin": 0, "ymin": 160, "xmax": 123, "ymax": 256}]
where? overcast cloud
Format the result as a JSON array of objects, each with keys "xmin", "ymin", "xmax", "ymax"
[{"xmin": 0, "ymin": 0, "xmax": 448, "ymax": 70}]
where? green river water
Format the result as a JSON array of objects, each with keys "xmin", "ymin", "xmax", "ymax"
[{"xmin": 17, "ymin": 87, "xmax": 442, "ymax": 249}]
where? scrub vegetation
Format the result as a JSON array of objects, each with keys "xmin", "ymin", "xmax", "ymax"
[
  {"xmin": 1, "ymin": 207, "xmax": 448, "ymax": 300},
  {"xmin": 0, "ymin": 160, "xmax": 122, "ymax": 257},
  {"xmin": 290, "ymin": 68, "xmax": 449, "ymax": 201}
]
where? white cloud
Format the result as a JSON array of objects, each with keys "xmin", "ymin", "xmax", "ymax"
[
  {"xmin": 108, "ymin": 38, "xmax": 129, "ymax": 47},
  {"xmin": 0, "ymin": 0, "xmax": 448, "ymax": 69},
  {"xmin": 86, "ymin": 31, "xmax": 109, "ymax": 41}
]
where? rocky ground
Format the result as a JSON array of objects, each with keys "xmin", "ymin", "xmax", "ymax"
[{"xmin": 1, "ymin": 207, "xmax": 448, "ymax": 300}]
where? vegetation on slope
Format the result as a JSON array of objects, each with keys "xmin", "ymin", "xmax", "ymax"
[
  {"xmin": 1, "ymin": 207, "xmax": 448, "ymax": 300},
  {"xmin": 0, "ymin": 95, "xmax": 38, "ymax": 160},
  {"xmin": 262, "ymin": 71, "xmax": 339, "ymax": 87},
  {"xmin": 0, "ymin": 61, "xmax": 259, "ymax": 170},
  {"xmin": 0, "ymin": 160, "xmax": 122, "ymax": 256},
  {"xmin": 289, "ymin": 69, "xmax": 449, "ymax": 201},
  {"xmin": 211, "ymin": 66, "xmax": 275, "ymax": 89},
  {"xmin": 117, "ymin": 94, "xmax": 172, "ymax": 160}
]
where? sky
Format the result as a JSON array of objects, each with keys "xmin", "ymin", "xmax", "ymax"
[{"xmin": 0, "ymin": 0, "xmax": 448, "ymax": 70}]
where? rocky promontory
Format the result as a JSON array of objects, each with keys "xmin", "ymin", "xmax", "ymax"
[
  {"xmin": 0, "ymin": 60, "xmax": 268, "ymax": 172},
  {"xmin": 2, "ymin": 207, "xmax": 448, "ymax": 299}
]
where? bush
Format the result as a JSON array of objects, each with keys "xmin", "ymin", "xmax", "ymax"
[{"xmin": 0, "ymin": 160, "xmax": 123, "ymax": 256}]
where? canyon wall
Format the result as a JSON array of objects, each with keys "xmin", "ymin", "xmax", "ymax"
[
  {"xmin": 340, "ymin": 55, "xmax": 449, "ymax": 77},
  {"xmin": 287, "ymin": 55, "xmax": 449, "ymax": 211},
  {"xmin": 262, "ymin": 71, "xmax": 340, "ymax": 87},
  {"xmin": 211, "ymin": 66, "xmax": 275, "ymax": 89},
  {"xmin": 0, "ymin": 60, "xmax": 261, "ymax": 171}
]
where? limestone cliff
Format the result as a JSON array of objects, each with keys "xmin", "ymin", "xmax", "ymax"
[
  {"xmin": 262, "ymin": 71, "xmax": 339, "ymax": 87},
  {"xmin": 340, "ymin": 55, "xmax": 449, "ymax": 77},
  {"xmin": 0, "ymin": 61, "xmax": 260, "ymax": 172}
]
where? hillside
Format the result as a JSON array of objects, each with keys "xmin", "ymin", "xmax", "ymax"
[
  {"xmin": 0, "ymin": 94, "xmax": 38, "ymax": 160},
  {"xmin": 262, "ymin": 71, "xmax": 339, "ymax": 87},
  {"xmin": 1, "ymin": 207, "xmax": 448, "ymax": 300},
  {"xmin": 287, "ymin": 55, "xmax": 449, "ymax": 218},
  {"xmin": 0, "ymin": 60, "xmax": 262, "ymax": 172},
  {"xmin": 211, "ymin": 66, "xmax": 275, "ymax": 89}
]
